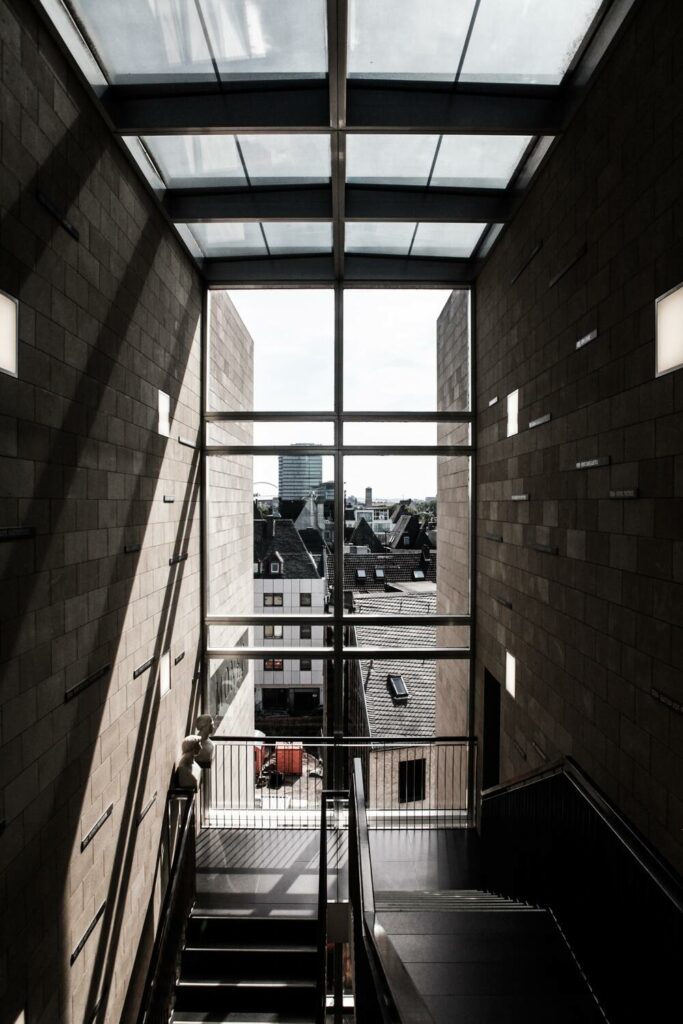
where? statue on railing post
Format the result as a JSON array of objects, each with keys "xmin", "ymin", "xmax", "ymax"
[
  {"xmin": 176, "ymin": 736, "xmax": 202, "ymax": 790},
  {"xmin": 194, "ymin": 714, "xmax": 215, "ymax": 769}
]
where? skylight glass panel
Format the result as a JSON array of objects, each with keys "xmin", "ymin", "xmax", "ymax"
[
  {"xmin": 345, "ymin": 223, "xmax": 415, "ymax": 256},
  {"xmin": 70, "ymin": 1, "xmax": 215, "ymax": 83},
  {"xmin": 461, "ymin": 0, "xmax": 604, "ymax": 86},
  {"xmin": 411, "ymin": 223, "xmax": 486, "ymax": 258},
  {"xmin": 123, "ymin": 138, "xmax": 166, "ymax": 193},
  {"xmin": 142, "ymin": 136, "xmax": 246, "ymax": 189},
  {"xmin": 348, "ymin": 0, "xmax": 477, "ymax": 80},
  {"xmin": 239, "ymin": 135, "xmax": 331, "ymax": 185},
  {"xmin": 346, "ymin": 135, "xmax": 438, "ymax": 186},
  {"xmin": 40, "ymin": 0, "xmax": 107, "ymax": 92},
  {"xmin": 263, "ymin": 223, "xmax": 332, "ymax": 254},
  {"xmin": 202, "ymin": 0, "xmax": 328, "ymax": 79},
  {"xmin": 189, "ymin": 222, "xmax": 267, "ymax": 258},
  {"xmin": 431, "ymin": 135, "xmax": 533, "ymax": 189}
]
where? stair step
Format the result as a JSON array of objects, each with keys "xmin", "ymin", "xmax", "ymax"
[
  {"xmin": 180, "ymin": 946, "xmax": 317, "ymax": 982},
  {"xmin": 173, "ymin": 1014, "xmax": 315, "ymax": 1023},
  {"xmin": 186, "ymin": 915, "xmax": 317, "ymax": 947},
  {"xmin": 374, "ymin": 889, "xmax": 540, "ymax": 913},
  {"xmin": 174, "ymin": 979, "xmax": 317, "ymax": 1014}
]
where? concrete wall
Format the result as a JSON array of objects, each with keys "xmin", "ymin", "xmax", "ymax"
[{"xmin": 474, "ymin": 0, "xmax": 683, "ymax": 872}]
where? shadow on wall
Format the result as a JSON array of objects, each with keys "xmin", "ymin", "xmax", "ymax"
[{"xmin": 0, "ymin": 70, "xmax": 203, "ymax": 1023}]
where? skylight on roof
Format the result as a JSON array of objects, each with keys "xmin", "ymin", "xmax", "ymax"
[
  {"xmin": 388, "ymin": 673, "xmax": 409, "ymax": 702},
  {"xmin": 187, "ymin": 221, "xmax": 332, "ymax": 258},
  {"xmin": 345, "ymin": 223, "xmax": 486, "ymax": 258}
]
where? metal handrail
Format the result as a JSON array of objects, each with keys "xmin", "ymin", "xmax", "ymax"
[
  {"xmin": 137, "ymin": 789, "xmax": 196, "ymax": 1024},
  {"xmin": 350, "ymin": 759, "xmax": 435, "ymax": 1024},
  {"xmin": 316, "ymin": 788, "xmax": 348, "ymax": 1024},
  {"xmin": 210, "ymin": 734, "xmax": 475, "ymax": 743},
  {"xmin": 482, "ymin": 756, "xmax": 683, "ymax": 913}
]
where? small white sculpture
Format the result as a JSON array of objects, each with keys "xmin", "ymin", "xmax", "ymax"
[
  {"xmin": 176, "ymin": 736, "xmax": 202, "ymax": 789},
  {"xmin": 194, "ymin": 714, "xmax": 215, "ymax": 768}
]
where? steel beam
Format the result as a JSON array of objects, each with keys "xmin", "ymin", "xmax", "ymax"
[
  {"xmin": 165, "ymin": 185, "xmax": 332, "ymax": 222},
  {"xmin": 202, "ymin": 253, "xmax": 478, "ymax": 285}
]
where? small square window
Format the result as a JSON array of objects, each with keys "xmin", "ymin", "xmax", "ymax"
[
  {"xmin": 300, "ymin": 625, "xmax": 312, "ymax": 639},
  {"xmin": 300, "ymin": 593, "xmax": 312, "ymax": 607},
  {"xmin": 0, "ymin": 289, "xmax": 18, "ymax": 378},
  {"xmin": 506, "ymin": 650, "xmax": 516, "ymax": 698},
  {"xmin": 403, "ymin": 535, "xmax": 411, "ymax": 546},
  {"xmin": 300, "ymin": 659, "xmax": 312, "ymax": 671},
  {"xmin": 412, "ymin": 569, "xmax": 425, "ymax": 580},
  {"xmin": 270, "ymin": 562, "xmax": 280, "ymax": 573},
  {"xmin": 507, "ymin": 389, "xmax": 519, "ymax": 437},
  {"xmin": 375, "ymin": 568, "xmax": 385, "ymax": 579},
  {"xmin": 158, "ymin": 389, "xmax": 170, "ymax": 436},
  {"xmin": 264, "ymin": 593, "xmax": 284, "ymax": 607},
  {"xmin": 264, "ymin": 658, "xmax": 284, "ymax": 671},
  {"xmin": 264, "ymin": 624, "xmax": 283, "ymax": 639},
  {"xmin": 388, "ymin": 674, "xmax": 409, "ymax": 701},
  {"xmin": 356, "ymin": 568, "xmax": 367, "ymax": 579},
  {"xmin": 656, "ymin": 282, "xmax": 683, "ymax": 376}
]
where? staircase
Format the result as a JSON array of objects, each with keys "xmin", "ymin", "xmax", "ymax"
[
  {"xmin": 373, "ymin": 889, "xmax": 606, "ymax": 1024},
  {"xmin": 172, "ymin": 909, "xmax": 319, "ymax": 1024}
]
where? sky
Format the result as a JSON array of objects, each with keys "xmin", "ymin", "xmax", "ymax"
[{"xmin": 225, "ymin": 288, "xmax": 458, "ymax": 500}]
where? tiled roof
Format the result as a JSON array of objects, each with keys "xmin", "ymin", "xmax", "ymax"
[
  {"xmin": 353, "ymin": 593, "xmax": 436, "ymax": 737},
  {"xmin": 328, "ymin": 549, "xmax": 436, "ymax": 594},
  {"xmin": 254, "ymin": 518, "xmax": 321, "ymax": 580},
  {"xmin": 348, "ymin": 516, "xmax": 385, "ymax": 552}
]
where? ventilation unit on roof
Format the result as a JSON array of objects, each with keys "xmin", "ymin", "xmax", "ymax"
[{"xmin": 388, "ymin": 674, "xmax": 409, "ymax": 702}]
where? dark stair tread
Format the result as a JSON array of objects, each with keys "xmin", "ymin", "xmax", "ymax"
[
  {"xmin": 173, "ymin": 1014, "xmax": 316, "ymax": 1023},
  {"xmin": 184, "ymin": 944, "xmax": 317, "ymax": 955},
  {"xmin": 178, "ymin": 980, "xmax": 317, "ymax": 989}
]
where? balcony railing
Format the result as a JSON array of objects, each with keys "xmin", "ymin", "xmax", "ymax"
[{"xmin": 201, "ymin": 734, "xmax": 475, "ymax": 829}]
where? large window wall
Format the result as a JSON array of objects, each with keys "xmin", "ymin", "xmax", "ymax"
[{"xmin": 202, "ymin": 286, "xmax": 475, "ymax": 771}]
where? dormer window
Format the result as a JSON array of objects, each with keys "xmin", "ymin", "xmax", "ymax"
[
  {"xmin": 403, "ymin": 535, "xmax": 411, "ymax": 546},
  {"xmin": 254, "ymin": 562, "xmax": 260, "ymax": 575},
  {"xmin": 388, "ymin": 674, "xmax": 409, "ymax": 702},
  {"xmin": 413, "ymin": 569, "xmax": 425, "ymax": 580},
  {"xmin": 270, "ymin": 562, "xmax": 280, "ymax": 573},
  {"xmin": 356, "ymin": 568, "xmax": 367, "ymax": 580},
  {"xmin": 375, "ymin": 568, "xmax": 385, "ymax": 579}
]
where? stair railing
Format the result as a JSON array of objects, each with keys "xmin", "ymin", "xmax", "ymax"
[
  {"xmin": 136, "ymin": 789, "xmax": 197, "ymax": 1024},
  {"xmin": 481, "ymin": 756, "xmax": 683, "ymax": 1023},
  {"xmin": 349, "ymin": 758, "xmax": 435, "ymax": 1024},
  {"xmin": 316, "ymin": 788, "xmax": 349, "ymax": 1024}
]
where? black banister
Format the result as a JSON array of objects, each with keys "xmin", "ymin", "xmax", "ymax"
[
  {"xmin": 350, "ymin": 759, "xmax": 435, "ymax": 1024},
  {"xmin": 137, "ymin": 789, "xmax": 196, "ymax": 1024},
  {"xmin": 316, "ymin": 788, "xmax": 348, "ymax": 1024}
]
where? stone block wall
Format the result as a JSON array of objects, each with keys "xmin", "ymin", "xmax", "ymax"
[{"xmin": 474, "ymin": 0, "xmax": 683, "ymax": 872}]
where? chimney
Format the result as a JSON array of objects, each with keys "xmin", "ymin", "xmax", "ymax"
[{"xmin": 365, "ymin": 486, "xmax": 373, "ymax": 507}]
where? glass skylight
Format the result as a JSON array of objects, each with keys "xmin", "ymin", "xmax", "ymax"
[
  {"xmin": 348, "ymin": 0, "xmax": 476, "ymax": 81},
  {"xmin": 70, "ymin": 0, "xmax": 327, "ymax": 83},
  {"xmin": 411, "ymin": 222, "xmax": 486, "ymax": 258},
  {"xmin": 346, "ymin": 223, "xmax": 485, "ymax": 258},
  {"xmin": 347, "ymin": 135, "xmax": 437, "ymax": 186},
  {"xmin": 460, "ymin": 0, "xmax": 604, "ymax": 85},
  {"xmin": 346, "ymin": 223, "xmax": 416, "ymax": 256},
  {"xmin": 189, "ymin": 222, "xmax": 332, "ymax": 258},
  {"xmin": 431, "ymin": 135, "xmax": 532, "ymax": 189},
  {"xmin": 134, "ymin": 134, "xmax": 330, "ymax": 189}
]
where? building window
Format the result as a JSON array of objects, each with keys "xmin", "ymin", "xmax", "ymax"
[
  {"xmin": 356, "ymin": 568, "xmax": 367, "ymax": 579},
  {"xmin": 270, "ymin": 562, "xmax": 280, "ymax": 573},
  {"xmin": 0, "ymin": 289, "xmax": 18, "ymax": 378},
  {"xmin": 506, "ymin": 650, "xmax": 516, "ymax": 698},
  {"xmin": 388, "ymin": 673, "xmax": 409, "ymax": 702},
  {"xmin": 375, "ymin": 568, "xmax": 385, "ymax": 579},
  {"xmin": 399, "ymin": 758, "xmax": 426, "ymax": 803},
  {"xmin": 264, "ymin": 658, "xmax": 284, "ymax": 671},
  {"xmin": 300, "ymin": 593, "xmax": 312, "ymax": 607},
  {"xmin": 656, "ymin": 281, "xmax": 683, "ymax": 376},
  {"xmin": 403, "ymin": 535, "xmax": 411, "ymax": 546},
  {"xmin": 264, "ymin": 594, "xmax": 283, "ymax": 607},
  {"xmin": 254, "ymin": 562, "xmax": 260, "ymax": 575},
  {"xmin": 264, "ymin": 624, "xmax": 283, "ymax": 639},
  {"xmin": 507, "ymin": 389, "xmax": 519, "ymax": 437},
  {"xmin": 300, "ymin": 625, "xmax": 312, "ymax": 639},
  {"xmin": 413, "ymin": 569, "xmax": 425, "ymax": 580},
  {"xmin": 300, "ymin": 658, "xmax": 312, "ymax": 671}
]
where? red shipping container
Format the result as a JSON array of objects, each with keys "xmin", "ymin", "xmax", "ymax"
[
  {"xmin": 275, "ymin": 741, "xmax": 303, "ymax": 776},
  {"xmin": 254, "ymin": 744, "xmax": 265, "ymax": 773}
]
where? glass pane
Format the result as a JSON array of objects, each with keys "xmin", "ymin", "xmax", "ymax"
[
  {"xmin": 343, "ymin": 422, "xmax": 470, "ymax": 446},
  {"xmin": 216, "ymin": 289, "xmax": 333, "ymax": 411},
  {"xmin": 190, "ymin": 222, "xmax": 266, "ymax": 257},
  {"xmin": 461, "ymin": 0, "xmax": 603, "ymax": 85},
  {"xmin": 40, "ymin": 0, "xmax": 107, "ymax": 91},
  {"xmin": 342, "ymin": 454, "xmax": 470, "ymax": 617},
  {"xmin": 207, "ymin": 422, "xmax": 334, "ymax": 446},
  {"xmin": 239, "ymin": 134, "xmax": 331, "ymax": 184},
  {"xmin": 207, "ymin": 450, "xmax": 334, "ymax": 615},
  {"xmin": 71, "ymin": 0, "xmax": 215, "ymax": 83},
  {"xmin": 431, "ymin": 135, "xmax": 532, "ymax": 189},
  {"xmin": 203, "ymin": 0, "xmax": 328, "ymax": 79},
  {"xmin": 411, "ymin": 223, "xmax": 486, "ymax": 258},
  {"xmin": 348, "ymin": 0, "xmax": 477, "ymax": 81},
  {"xmin": 143, "ymin": 135, "xmax": 246, "ymax": 188},
  {"xmin": 263, "ymin": 222, "xmax": 332, "ymax": 254},
  {"xmin": 346, "ymin": 135, "xmax": 438, "ymax": 186},
  {"xmin": 343, "ymin": 289, "xmax": 462, "ymax": 411},
  {"xmin": 123, "ymin": 138, "xmax": 166, "ymax": 193},
  {"xmin": 345, "ymin": 223, "xmax": 415, "ymax": 256}
]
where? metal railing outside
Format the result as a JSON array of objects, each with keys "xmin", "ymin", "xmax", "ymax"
[
  {"xmin": 202, "ymin": 734, "xmax": 475, "ymax": 829},
  {"xmin": 316, "ymin": 789, "xmax": 350, "ymax": 1024},
  {"xmin": 136, "ymin": 790, "xmax": 196, "ymax": 1024}
]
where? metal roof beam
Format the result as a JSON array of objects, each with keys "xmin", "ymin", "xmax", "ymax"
[
  {"xmin": 202, "ymin": 253, "xmax": 478, "ymax": 286},
  {"xmin": 103, "ymin": 81, "xmax": 565, "ymax": 136},
  {"xmin": 346, "ymin": 185, "xmax": 513, "ymax": 222},
  {"xmin": 165, "ymin": 185, "xmax": 332, "ymax": 222}
]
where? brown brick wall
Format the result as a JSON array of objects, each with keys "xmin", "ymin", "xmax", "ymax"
[
  {"xmin": 474, "ymin": 0, "xmax": 683, "ymax": 872},
  {"xmin": 0, "ymin": 1, "xmax": 203, "ymax": 1020}
]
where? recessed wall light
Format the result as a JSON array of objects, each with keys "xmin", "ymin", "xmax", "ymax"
[
  {"xmin": 505, "ymin": 650, "xmax": 516, "ymax": 698},
  {"xmin": 656, "ymin": 282, "xmax": 683, "ymax": 376},
  {"xmin": 507, "ymin": 389, "xmax": 519, "ymax": 437},
  {"xmin": 0, "ymin": 289, "xmax": 19, "ymax": 378},
  {"xmin": 158, "ymin": 389, "xmax": 170, "ymax": 436},
  {"xmin": 159, "ymin": 649, "xmax": 171, "ymax": 697}
]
